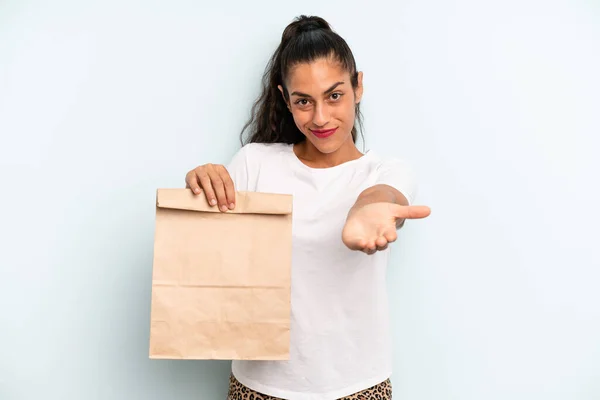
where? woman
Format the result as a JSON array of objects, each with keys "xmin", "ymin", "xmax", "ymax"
[{"xmin": 185, "ymin": 15, "xmax": 431, "ymax": 400}]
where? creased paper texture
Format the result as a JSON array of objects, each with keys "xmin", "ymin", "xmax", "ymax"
[{"xmin": 149, "ymin": 188, "xmax": 293, "ymax": 360}]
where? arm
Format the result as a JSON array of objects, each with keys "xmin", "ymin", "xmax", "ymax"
[{"xmin": 351, "ymin": 184, "xmax": 410, "ymax": 228}]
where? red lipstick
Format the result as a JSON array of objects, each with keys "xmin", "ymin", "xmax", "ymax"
[{"xmin": 310, "ymin": 127, "xmax": 337, "ymax": 139}]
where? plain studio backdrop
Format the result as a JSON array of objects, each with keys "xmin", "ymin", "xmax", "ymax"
[{"xmin": 1, "ymin": 0, "xmax": 599, "ymax": 399}]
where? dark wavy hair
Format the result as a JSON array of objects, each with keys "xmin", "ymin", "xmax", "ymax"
[{"xmin": 240, "ymin": 15, "xmax": 364, "ymax": 145}]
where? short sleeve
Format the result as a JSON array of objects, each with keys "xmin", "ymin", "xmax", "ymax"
[
  {"xmin": 375, "ymin": 158, "xmax": 418, "ymax": 205},
  {"xmin": 226, "ymin": 144, "xmax": 250, "ymax": 192}
]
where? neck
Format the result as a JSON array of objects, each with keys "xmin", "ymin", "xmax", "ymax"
[{"xmin": 294, "ymin": 136, "xmax": 363, "ymax": 168}]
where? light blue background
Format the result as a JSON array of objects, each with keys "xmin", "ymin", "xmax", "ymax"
[{"xmin": 1, "ymin": 0, "xmax": 599, "ymax": 399}]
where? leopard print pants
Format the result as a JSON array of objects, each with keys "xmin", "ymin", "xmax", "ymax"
[{"xmin": 227, "ymin": 373, "xmax": 392, "ymax": 400}]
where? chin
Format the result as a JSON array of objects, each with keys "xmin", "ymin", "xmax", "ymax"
[{"xmin": 309, "ymin": 138, "xmax": 343, "ymax": 154}]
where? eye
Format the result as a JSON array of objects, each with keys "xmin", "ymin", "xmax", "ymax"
[
  {"xmin": 294, "ymin": 98, "xmax": 310, "ymax": 106},
  {"xmin": 330, "ymin": 92, "xmax": 343, "ymax": 101}
]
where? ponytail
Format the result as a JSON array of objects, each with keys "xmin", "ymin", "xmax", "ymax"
[{"xmin": 240, "ymin": 15, "xmax": 363, "ymax": 145}]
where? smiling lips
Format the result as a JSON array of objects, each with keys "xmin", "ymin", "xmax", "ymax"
[{"xmin": 310, "ymin": 127, "xmax": 337, "ymax": 139}]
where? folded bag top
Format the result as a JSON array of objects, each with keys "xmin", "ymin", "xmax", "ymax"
[{"xmin": 156, "ymin": 188, "xmax": 293, "ymax": 215}]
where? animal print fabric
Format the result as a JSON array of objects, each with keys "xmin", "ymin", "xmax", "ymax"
[{"xmin": 227, "ymin": 373, "xmax": 392, "ymax": 400}]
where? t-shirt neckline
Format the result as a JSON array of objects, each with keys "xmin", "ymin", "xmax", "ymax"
[{"xmin": 284, "ymin": 143, "xmax": 373, "ymax": 173}]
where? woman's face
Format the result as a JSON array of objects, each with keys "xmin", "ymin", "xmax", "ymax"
[{"xmin": 280, "ymin": 57, "xmax": 363, "ymax": 154}]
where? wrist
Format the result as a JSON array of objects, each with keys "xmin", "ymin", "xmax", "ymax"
[{"xmin": 353, "ymin": 187, "xmax": 397, "ymax": 209}]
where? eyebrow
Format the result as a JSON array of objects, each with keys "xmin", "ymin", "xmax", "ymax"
[{"xmin": 290, "ymin": 81, "xmax": 345, "ymax": 98}]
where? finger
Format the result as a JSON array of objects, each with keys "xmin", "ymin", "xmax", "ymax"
[
  {"xmin": 347, "ymin": 238, "xmax": 366, "ymax": 252},
  {"xmin": 392, "ymin": 204, "xmax": 431, "ymax": 220},
  {"xmin": 185, "ymin": 171, "xmax": 202, "ymax": 195},
  {"xmin": 375, "ymin": 236, "xmax": 389, "ymax": 251},
  {"xmin": 218, "ymin": 165, "xmax": 236, "ymax": 209},
  {"xmin": 383, "ymin": 230, "xmax": 397, "ymax": 244},
  {"xmin": 365, "ymin": 240, "xmax": 377, "ymax": 254},
  {"xmin": 359, "ymin": 240, "xmax": 371, "ymax": 254},
  {"xmin": 197, "ymin": 170, "xmax": 217, "ymax": 206},
  {"xmin": 207, "ymin": 168, "xmax": 229, "ymax": 212}
]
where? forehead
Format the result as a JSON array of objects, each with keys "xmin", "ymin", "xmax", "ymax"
[{"xmin": 286, "ymin": 58, "xmax": 349, "ymax": 92}]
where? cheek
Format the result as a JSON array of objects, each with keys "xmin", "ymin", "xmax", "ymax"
[
  {"xmin": 291, "ymin": 111, "xmax": 311, "ymax": 130},
  {"xmin": 340, "ymin": 102, "xmax": 356, "ymax": 123}
]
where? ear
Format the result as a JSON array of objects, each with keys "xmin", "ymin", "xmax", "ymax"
[
  {"xmin": 278, "ymin": 85, "xmax": 291, "ymax": 110},
  {"xmin": 354, "ymin": 71, "xmax": 364, "ymax": 104}
]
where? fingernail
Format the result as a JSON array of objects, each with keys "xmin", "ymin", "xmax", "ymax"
[
  {"xmin": 194, "ymin": 188, "xmax": 200, "ymax": 194},
  {"xmin": 210, "ymin": 199, "xmax": 217, "ymax": 206},
  {"xmin": 229, "ymin": 203, "xmax": 235, "ymax": 209},
  {"xmin": 220, "ymin": 205, "xmax": 228, "ymax": 212}
]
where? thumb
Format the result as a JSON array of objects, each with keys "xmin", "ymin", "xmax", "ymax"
[{"xmin": 391, "ymin": 204, "xmax": 431, "ymax": 220}]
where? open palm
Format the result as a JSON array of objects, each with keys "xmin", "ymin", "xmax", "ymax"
[{"xmin": 342, "ymin": 202, "xmax": 431, "ymax": 254}]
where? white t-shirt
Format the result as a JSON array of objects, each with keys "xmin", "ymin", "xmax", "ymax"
[{"xmin": 226, "ymin": 142, "xmax": 417, "ymax": 400}]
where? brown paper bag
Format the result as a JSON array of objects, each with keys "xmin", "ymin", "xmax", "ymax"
[{"xmin": 149, "ymin": 188, "xmax": 293, "ymax": 360}]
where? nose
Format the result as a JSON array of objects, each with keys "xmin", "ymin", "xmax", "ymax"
[{"xmin": 312, "ymin": 103, "xmax": 329, "ymax": 127}]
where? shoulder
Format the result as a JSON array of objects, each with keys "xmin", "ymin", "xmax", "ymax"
[
  {"xmin": 365, "ymin": 149, "xmax": 419, "ymax": 204},
  {"xmin": 239, "ymin": 142, "xmax": 292, "ymax": 158},
  {"xmin": 234, "ymin": 142, "xmax": 292, "ymax": 167},
  {"xmin": 228, "ymin": 142, "xmax": 292, "ymax": 175},
  {"xmin": 365, "ymin": 150, "xmax": 414, "ymax": 175}
]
